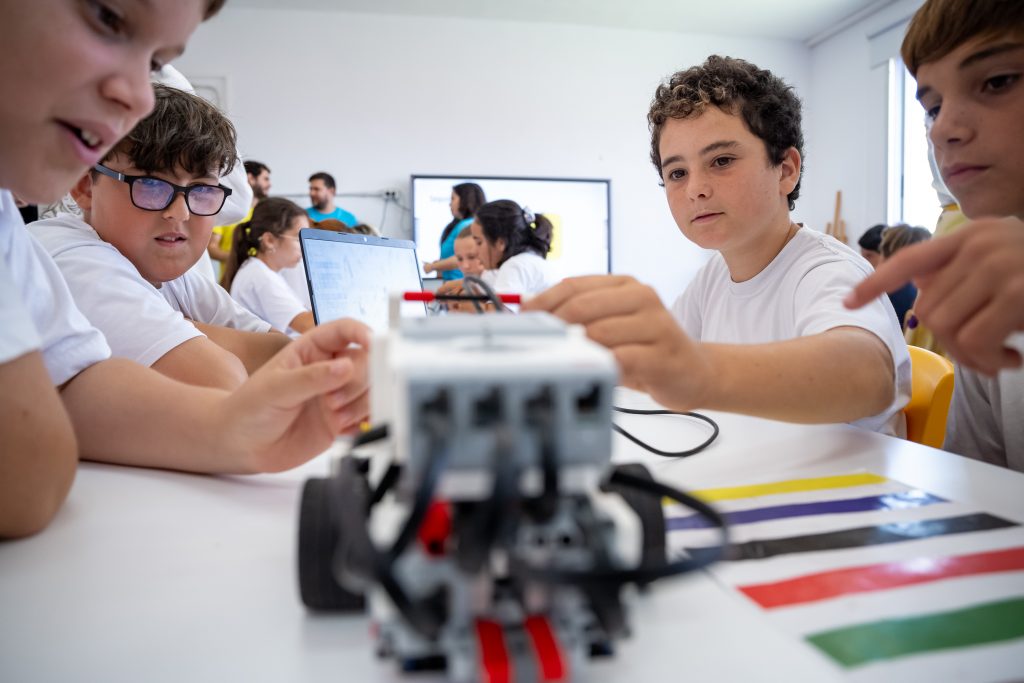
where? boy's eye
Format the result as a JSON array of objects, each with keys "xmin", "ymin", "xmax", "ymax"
[
  {"xmin": 87, "ymin": 0, "xmax": 126, "ymax": 35},
  {"xmin": 925, "ymin": 104, "xmax": 941, "ymax": 121},
  {"xmin": 983, "ymin": 73, "xmax": 1019, "ymax": 93},
  {"xmin": 666, "ymin": 168, "xmax": 687, "ymax": 181},
  {"xmin": 712, "ymin": 156, "xmax": 734, "ymax": 168}
]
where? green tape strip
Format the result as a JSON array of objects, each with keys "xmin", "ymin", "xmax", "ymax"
[{"xmin": 807, "ymin": 596, "xmax": 1024, "ymax": 668}]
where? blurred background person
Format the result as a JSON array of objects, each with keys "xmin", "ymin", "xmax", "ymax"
[{"xmin": 423, "ymin": 182, "xmax": 486, "ymax": 281}]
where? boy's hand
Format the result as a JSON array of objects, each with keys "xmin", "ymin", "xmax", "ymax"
[
  {"xmin": 223, "ymin": 319, "xmax": 372, "ymax": 472},
  {"xmin": 845, "ymin": 217, "xmax": 1024, "ymax": 375},
  {"xmin": 523, "ymin": 275, "xmax": 714, "ymax": 410}
]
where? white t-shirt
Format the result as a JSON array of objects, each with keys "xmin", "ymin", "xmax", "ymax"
[
  {"xmin": 944, "ymin": 333, "xmax": 1024, "ymax": 472},
  {"xmin": 230, "ymin": 258, "xmax": 309, "ymax": 337},
  {"xmin": 0, "ymin": 191, "xmax": 110, "ymax": 384},
  {"xmin": 30, "ymin": 213, "xmax": 270, "ymax": 368},
  {"xmin": 481, "ymin": 251, "xmax": 556, "ymax": 297},
  {"xmin": 279, "ymin": 261, "xmax": 312, "ymax": 309},
  {"xmin": 671, "ymin": 226, "xmax": 911, "ymax": 436}
]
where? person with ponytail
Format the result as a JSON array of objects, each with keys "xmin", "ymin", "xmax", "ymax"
[
  {"xmin": 470, "ymin": 198, "xmax": 556, "ymax": 296},
  {"xmin": 224, "ymin": 198, "xmax": 314, "ymax": 337},
  {"xmin": 423, "ymin": 182, "xmax": 486, "ymax": 281}
]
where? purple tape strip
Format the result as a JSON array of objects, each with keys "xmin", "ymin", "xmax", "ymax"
[{"xmin": 667, "ymin": 491, "xmax": 946, "ymax": 531}]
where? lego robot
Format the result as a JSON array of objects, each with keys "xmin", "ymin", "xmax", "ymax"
[{"xmin": 298, "ymin": 306, "xmax": 726, "ymax": 681}]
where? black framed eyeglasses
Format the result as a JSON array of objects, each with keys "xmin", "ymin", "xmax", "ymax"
[{"xmin": 93, "ymin": 163, "xmax": 232, "ymax": 216}]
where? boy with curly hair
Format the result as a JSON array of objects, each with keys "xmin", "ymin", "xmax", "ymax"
[{"xmin": 526, "ymin": 55, "xmax": 910, "ymax": 434}]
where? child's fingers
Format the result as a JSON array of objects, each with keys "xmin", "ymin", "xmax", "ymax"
[
  {"xmin": 522, "ymin": 275, "xmax": 638, "ymax": 313},
  {"xmin": 267, "ymin": 358, "xmax": 355, "ymax": 410},
  {"xmin": 296, "ymin": 319, "xmax": 373, "ymax": 360},
  {"xmin": 844, "ymin": 235, "xmax": 962, "ymax": 309}
]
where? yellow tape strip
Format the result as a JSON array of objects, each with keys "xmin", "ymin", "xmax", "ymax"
[{"xmin": 668, "ymin": 473, "xmax": 889, "ymax": 505}]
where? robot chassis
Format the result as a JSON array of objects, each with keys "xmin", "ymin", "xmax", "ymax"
[{"xmin": 298, "ymin": 307, "xmax": 725, "ymax": 682}]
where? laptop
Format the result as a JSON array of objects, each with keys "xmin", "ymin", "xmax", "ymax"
[{"xmin": 299, "ymin": 228, "xmax": 427, "ymax": 333}]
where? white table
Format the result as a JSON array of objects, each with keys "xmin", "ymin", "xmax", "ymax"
[{"xmin": 3, "ymin": 395, "xmax": 1023, "ymax": 682}]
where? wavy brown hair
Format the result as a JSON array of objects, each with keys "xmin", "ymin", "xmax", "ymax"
[
  {"xmin": 101, "ymin": 84, "xmax": 236, "ymax": 178},
  {"xmin": 648, "ymin": 55, "xmax": 804, "ymax": 210}
]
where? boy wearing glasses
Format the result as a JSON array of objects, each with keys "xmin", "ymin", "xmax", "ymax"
[{"xmin": 30, "ymin": 85, "xmax": 288, "ymax": 390}]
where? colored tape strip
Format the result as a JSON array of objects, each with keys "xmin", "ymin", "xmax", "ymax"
[
  {"xmin": 740, "ymin": 546, "xmax": 1024, "ymax": 609},
  {"xmin": 685, "ymin": 513, "xmax": 1018, "ymax": 562},
  {"xmin": 688, "ymin": 473, "xmax": 889, "ymax": 503},
  {"xmin": 807, "ymin": 596, "xmax": 1024, "ymax": 668},
  {"xmin": 668, "ymin": 491, "xmax": 945, "ymax": 531}
]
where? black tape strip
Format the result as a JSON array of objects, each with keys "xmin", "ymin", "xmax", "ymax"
[{"xmin": 685, "ymin": 513, "xmax": 1018, "ymax": 562}]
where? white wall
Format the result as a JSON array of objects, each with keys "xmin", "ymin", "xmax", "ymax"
[
  {"xmin": 176, "ymin": 8, "xmax": 811, "ymax": 302},
  {"xmin": 801, "ymin": 0, "xmax": 924, "ymax": 245}
]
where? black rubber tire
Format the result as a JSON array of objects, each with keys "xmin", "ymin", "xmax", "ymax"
[
  {"xmin": 298, "ymin": 477, "xmax": 366, "ymax": 611},
  {"xmin": 602, "ymin": 463, "xmax": 667, "ymax": 568}
]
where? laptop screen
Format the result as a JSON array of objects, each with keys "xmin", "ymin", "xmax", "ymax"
[{"xmin": 300, "ymin": 228, "xmax": 427, "ymax": 333}]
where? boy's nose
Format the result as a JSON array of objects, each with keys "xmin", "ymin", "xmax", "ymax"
[{"xmin": 162, "ymin": 192, "xmax": 191, "ymax": 220}]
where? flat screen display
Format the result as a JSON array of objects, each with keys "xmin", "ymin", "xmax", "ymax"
[{"xmin": 411, "ymin": 175, "xmax": 611, "ymax": 280}]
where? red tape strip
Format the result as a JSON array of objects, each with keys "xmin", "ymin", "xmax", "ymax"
[{"xmin": 740, "ymin": 546, "xmax": 1024, "ymax": 609}]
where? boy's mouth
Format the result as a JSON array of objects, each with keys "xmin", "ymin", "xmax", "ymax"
[
  {"xmin": 155, "ymin": 234, "xmax": 188, "ymax": 245},
  {"xmin": 692, "ymin": 211, "xmax": 723, "ymax": 224},
  {"xmin": 59, "ymin": 121, "xmax": 107, "ymax": 151}
]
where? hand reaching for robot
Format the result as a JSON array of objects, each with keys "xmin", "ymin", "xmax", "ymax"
[{"xmin": 522, "ymin": 275, "xmax": 715, "ymax": 411}]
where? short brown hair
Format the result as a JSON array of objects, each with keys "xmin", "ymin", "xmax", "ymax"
[
  {"xmin": 103, "ymin": 84, "xmax": 237, "ymax": 178},
  {"xmin": 901, "ymin": 0, "xmax": 1024, "ymax": 76},
  {"xmin": 648, "ymin": 55, "xmax": 804, "ymax": 210}
]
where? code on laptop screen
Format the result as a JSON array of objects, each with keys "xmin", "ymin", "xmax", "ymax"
[{"xmin": 301, "ymin": 231, "xmax": 426, "ymax": 333}]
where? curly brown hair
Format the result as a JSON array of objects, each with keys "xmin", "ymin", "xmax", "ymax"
[
  {"xmin": 101, "ymin": 84, "xmax": 237, "ymax": 179},
  {"xmin": 648, "ymin": 55, "xmax": 804, "ymax": 210},
  {"xmin": 901, "ymin": 0, "xmax": 1024, "ymax": 77}
]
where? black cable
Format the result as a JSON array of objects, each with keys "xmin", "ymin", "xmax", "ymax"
[
  {"xmin": 514, "ymin": 468, "xmax": 728, "ymax": 586},
  {"xmin": 463, "ymin": 275, "xmax": 506, "ymax": 312},
  {"xmin": 612, "ymin": 407, "xmax": 718, "ymax": 458}
]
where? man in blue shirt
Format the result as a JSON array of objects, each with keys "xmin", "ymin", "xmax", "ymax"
[{"xmin": 307, "ymin": 172, "xmax": 357, "ymax": 226}]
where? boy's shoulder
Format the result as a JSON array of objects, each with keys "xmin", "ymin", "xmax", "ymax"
[
  {"xmin": 29, "ymin": 214, "xmax": 120, "ymax": 261},
  {"xmin": 767, "ymin": 226, "xmax": 874, "ymax": 283}
]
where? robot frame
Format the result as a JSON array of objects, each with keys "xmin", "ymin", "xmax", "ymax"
[{"xmin": 298, "ymin": 300, "xmax": 727, "ymax": 682}]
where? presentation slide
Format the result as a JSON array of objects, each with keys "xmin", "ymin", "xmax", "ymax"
[{"xmin": 412, "ymin": 175, "xmax": 611, "ymax": 281}]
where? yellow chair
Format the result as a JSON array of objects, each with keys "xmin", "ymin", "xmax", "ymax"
[{"xmin": 903, "ymin": 345, "xmax": 955, "ymax": 448}]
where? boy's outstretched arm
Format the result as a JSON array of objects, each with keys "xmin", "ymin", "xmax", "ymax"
[
  {"xmin": 845, "ymin": 216, "xmax": 1024, "ymax": 375},
  {"xmin": 0, "ymin": 352, "xmax": 78, "ymax": 538},
  {"xmin": 525, "ymin": 276, "xmax": 894, "ymax": 423},
  {"xmin": 59, "ymin": 319, "xmax": 371, "ymax": 474}
]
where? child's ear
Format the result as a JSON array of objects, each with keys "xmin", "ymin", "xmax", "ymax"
[
  {"xmin": 70, "ymin": 172, "xmax": 95, "ymax": 211},
  {"xmin": 778, "ymin": 146, "xmax": 802, "ymax": 197}
]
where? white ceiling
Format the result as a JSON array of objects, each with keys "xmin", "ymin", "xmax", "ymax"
[{"xmin": 225, "ymin": 0, "xmax": 896, "ymax": 44}]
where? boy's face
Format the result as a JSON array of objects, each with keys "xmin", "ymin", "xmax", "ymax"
[
  {"xmin": 454, "ymin": 235, "xmax": 484, "ymax": 276},
  {"xmin": 657, "ymin": 106, "xmax": 799, "ymax": 257},
  {"xmin": 0, "ymin": 0, "xmax": 207, "ymax": 204},
  {"xmin": 470, "ymin": 220, "xmax": 504, "ymax": 269},
  {"xmin": 73, "ymin": 155, "xmax": 220, "ymax": 286},
  {"xmin": 916, "ymin": 34, "xmax": 1024, "ymax": 219}
]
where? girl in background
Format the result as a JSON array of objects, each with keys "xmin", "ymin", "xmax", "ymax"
[
  {"xmin": 423, "ymin": 182, "xmax": 485, "ymax": 280},
  {"xmin": 223, "ymin": 198, "xmax": 314, "ymax": 337},
  {"xmin": 473, "ymin": 199, "xmax": 556, "ymax": 296}
]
